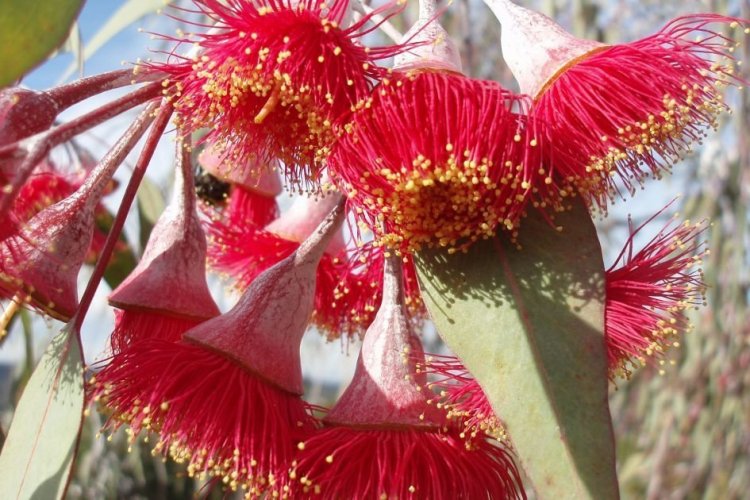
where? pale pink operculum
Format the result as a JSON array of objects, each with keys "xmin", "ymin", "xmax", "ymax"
[
  {"xmin": 0, "ymin": 88, "xmax": 58, "ymax": 148},
  {"xmin": 264, "ymin": 191, "xmax": 347, "ymax": 256},
  {"xmin": 0, "ymin": 103, "xmax": 156, "ymax": 320},
  {"xmin": 198, "ymin": 142, "xmax": 282, "ymax": 196},
  {"xmin": 393, "ymin": 0, "xmax": 463, "ymax": 74},
  {"xmin": 184, "ymin": 197, "xmax": 346, "ymax": 395},
  {"xmin": 109, "ymin": 143, "xmax": 219, "ymax": 320},
  {"xmin": 0, "ymin": 192, "xmax": 95, "ymax": 320},
  {"xmin": 325, "ymin": 255, "xmax": 443, "ymax": 429},
  {"xmin": 484, "ymin": 0, "xmax": 604, "ymax": 97}
]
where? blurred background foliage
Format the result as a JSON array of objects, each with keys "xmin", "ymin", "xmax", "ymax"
[{"xmin": 0, "ymin": 0, "xmax": 747, "ymax": 498}]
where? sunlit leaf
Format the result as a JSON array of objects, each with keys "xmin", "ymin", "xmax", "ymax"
[
  {"xmin": 415, "ymin": 199, "xmax": 619, "ymax": 499},
  {"xmin": 93, "ymin": 209, "xmax": 139, "ymax": 290},
  {"xmin": 0, "ymin": 0, "xmax": 85, "ymax": 86},
  {"xmin": 137, "ymin": 176, "xmax": 165, "ymax": 252},
  {"xmin": 0, "ymin": 326, "xmax": 85, "ymax": 500},
  {"xmin": 59, "ymin": 21, "xmax": 84, "ymax": 79}
]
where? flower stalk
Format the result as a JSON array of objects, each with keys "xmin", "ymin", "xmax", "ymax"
[
  {"xmin": 72, "ymin": 102, "xmax": 172, "ymax": 332},
  {"xmin": 0, "ymin": 81, "xmax": 163, "ymax": 219}
]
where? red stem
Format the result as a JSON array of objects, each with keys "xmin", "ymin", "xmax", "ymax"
[
  {"xmin": 0, "ymin": 81, "xmax": 162, "ymax": 219},
  {"xmin": 78, "ymin": 102, "xmax": 161, "ymax": 209},
  {"xmin": 174, "ymin": 135, "xmax": 197, "ymax": 215},
  {"xmin": 47, "ymin": 69, "xmax": 165, "ymax": 111},
  {"xmin": 72, "ymin": 103, "xmax": 174, "ymax": 334}
]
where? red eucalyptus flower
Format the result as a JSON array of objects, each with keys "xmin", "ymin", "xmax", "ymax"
[
  {"xmin": 288, "ymin": 255, "xmax": 524, "ymax": 499},
  {"xmin": 12, "ymin": 169, "xmax": 77, "ymax": 223},
  {"xmin": 419, "ymin": 355, "xmax": 507, "ymax": 442},
  {"xmin": 107, "ymin": 142, "xmax": 220, "ymax": 352},
  {"xmin": 330, "ymin": 71, "xmax": 545, "ymax": 253},
  {"xmin": 0, "ymin": 104, "xmax": 157, "ymax": 320},
  {"xmin": 487, "ymin": 0, "xmax": 748, "ymax": 205},
  {"xmin": 154, "ymin": 0, "xmax": 404, "ymax": 185},
  {"xmin": 605, "ymin": 208, "xmax": 708, "ymax": 377},
  {"xmin": 198, "ymin": 141, "xmax": 282, "ymax": 227},
  {"xmin": 91, "ymin": 199, "xmax": 346, "ymax": 497},
  {"xmin": 329, "ymin": 8, "xmax": 549, "ymax": 252},
  {"xmin": 2, "ymin": 160, "xmax": 80, "ymax": 242},
  {"xmin": 424, "ymin": 206, "xmax": 707, "ymax": 435},
  {"xmin": 207, "ymin": 191, "xmax": 349, "ymax": 338}
]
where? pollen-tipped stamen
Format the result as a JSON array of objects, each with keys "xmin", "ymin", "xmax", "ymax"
[{"xmin": 253, "ymin": 85, "xmax": 281, "ymax": 124}]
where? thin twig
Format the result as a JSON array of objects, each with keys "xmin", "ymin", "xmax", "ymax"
[
  {"xmin": 352, "ymin": 0, "xmax": 404, "ymax": 43},
  {"xmin": 71, "ymin": 103, "xmax": 173, "ymax": 337}
]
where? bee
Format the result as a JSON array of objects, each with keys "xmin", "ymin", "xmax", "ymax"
[{"xmin": 194, "ymin": 164, "xmax": 230, "ymax": 206}]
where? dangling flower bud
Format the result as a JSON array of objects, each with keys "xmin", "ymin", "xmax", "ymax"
[
  {"xmin": 91, "ymin": 198, "xmax": 347, "ymax": 497},
  {"xmin": 0, "ymin": 103, "xmax": 157, "ymax": 320},
  {"xmin": 107, "ymin": 140, "xmax": 220, "ymax": 352},
  {"xmin": 393, "ymin": 0, "xmax": 463, "ymax": 73},
  {"xmin": 198, "ymin": 141, "xmax": 282, "ymax": 227},
  {"xmin": 288, "ymin": 255, "xmax": 525, "ymax": 498},
  {"xmin": 207, "ymin": 190, "xmax": 348, "ymax": 337},
  {"xmin": 0, "ymin": 70, "xmax": 158, "ymax": 180},
  {"xmin": 153, "ymin": 0, "xmax": 406, "ymax": 186},
  {"xmin": 0, "ymin": 88, "xmax": 59, "ymax": 148},
  {"xmin": 329, "ymin": 0, "xmax": 548, "ymax": 253},
  {"xmin": 483, "ymin": 0, "xmax": 604, "ymax": 98},
  {"xmin": 486, "ymin": 0, "xmax": 748, "ymax": 205},
  {"xmin": 0, "ymin": 69, "xmax": 154, "ymax": 140}
]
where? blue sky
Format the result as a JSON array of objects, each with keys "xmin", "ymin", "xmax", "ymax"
[{"xmin": 26, "ymin": 0, "xmax": 156, "ymax": 89}]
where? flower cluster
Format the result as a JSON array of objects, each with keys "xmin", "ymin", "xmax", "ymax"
[
  {"xmin": 0, "ymin": 0, "xmax": 743, "ymax": 497},
  {"xmin": 154, "ymin": 0, "xmax": 404, "ymax": 186}
]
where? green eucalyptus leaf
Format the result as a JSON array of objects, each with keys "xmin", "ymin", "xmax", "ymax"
[
  {"xmin": 0, "ymin": 326, "xmax": 85, "ymax": 500},
  {"xmin": 137, "ymin": 176, "xmax": 165, "ymax": 252},
  {"xmin": 102, "ymin": 244, "xmax": 139, "ymax": 291},
  {"xmin": 415, "ymin": 199, "xmax": 619, "ymax": 499},
  {"xmin": 0, "ymin": 0, "xmax": 85, "ymax": 86},
  {"xmin": 93, "ymin": 208, "xmax": 138, "ymax": 290},
  {"xmin": 59, "ymin": 21, "xmax": 84, "ymax": 79}
]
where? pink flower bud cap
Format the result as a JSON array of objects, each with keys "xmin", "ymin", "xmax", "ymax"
[
  {"xmin": 393, "ymin": 0, "xmax": 463, "ymax": 74},
  {"xmin": 0, "ymin": 191, "xmax": 95, "ymax": 320},
  {"xmin": 484, "ymin": 0, "xmax": 605, "ymax": 97},
  {"xmin": 184, "ymin": 196, "xmax": 346, "ymax": 395},
  {"xmin": 328, "ymin": 242, "xmax": 426, "ymax": 339},
  {"xmin": 264, "ymin": 190, "xmax": 347, "ymax": 256},
  {"xmin": 0, "ymin": 88, "xmax": 59, "ymax": 147},
  {"xmin": 198, "ymin": 141, "xmax": 283, "ymax": 197},
  {"xmin": 325, "ymin": 254, "xmax": 443, "ymax": 429},
  {"xmin": 109, "ymin": 143, "xmax": 219, "ymax": 321},
  {"xmin": 0, "ymin": 103, "xmax": 156, "ymax": 320}
]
